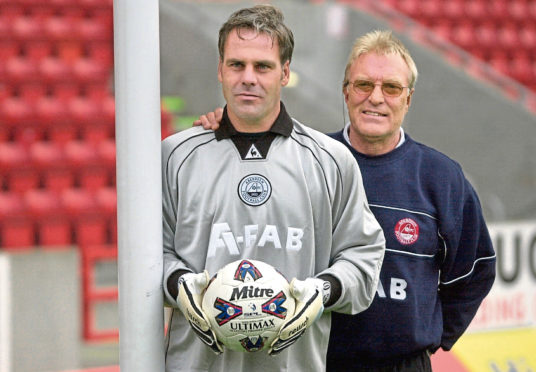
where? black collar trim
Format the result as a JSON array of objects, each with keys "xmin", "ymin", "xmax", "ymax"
[{"xmin": 214, "ymin": 102, "xmax": 293, "ymax": 141}]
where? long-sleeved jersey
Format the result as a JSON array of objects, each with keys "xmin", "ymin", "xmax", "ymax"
[
  {"xmin": 327, "ymin": 129, "xmax": 496, "ymax": 366},
  {"xmin": 162, "ymin": 105, "xmax": 385, "ymax": 372}
]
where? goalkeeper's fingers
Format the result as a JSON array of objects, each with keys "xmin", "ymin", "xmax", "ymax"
[
  {"xmin": 268, "ymin": 278, "xmax": 325, "ymax": 355},
  {"xmin": 177, "ymin": 271, "xmax": 223, "ymax": 354}
]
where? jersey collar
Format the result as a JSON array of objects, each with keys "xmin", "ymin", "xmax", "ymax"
[{"xmin": 214, "ymin": 102, "xmax": 293, "ymax": 141}]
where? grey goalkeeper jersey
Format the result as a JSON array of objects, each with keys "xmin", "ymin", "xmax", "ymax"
[{"xmin": 162, "ymin": 104, "xmax": 385, "ymax": 372}]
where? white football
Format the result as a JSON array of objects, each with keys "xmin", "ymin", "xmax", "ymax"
[{"xmin": 202, "ymin": 259, "xmax": 295, "ymax": 352}]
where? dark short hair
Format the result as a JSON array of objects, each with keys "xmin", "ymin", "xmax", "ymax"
[{"xmin": 218, "ymin": 4, "xmax": 294, "ymax": 65}]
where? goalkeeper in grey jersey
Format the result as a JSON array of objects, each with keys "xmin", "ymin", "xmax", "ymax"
[{"xmin": 162, "ymin": 5, "xmax": 385, "ymax": 372}]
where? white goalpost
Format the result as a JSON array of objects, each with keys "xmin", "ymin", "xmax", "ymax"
[{"xmin": 113, "ymin": 0, "xmax": 165, "ymax": 370}]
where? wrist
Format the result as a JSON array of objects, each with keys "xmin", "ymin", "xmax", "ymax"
[
  {"xmin": 317, "ymin": 274, "xmax": 341, "ymax": 307},
  {"xmin": 167, "ymin": 269, "xmax": 191, "ymax": 299}
]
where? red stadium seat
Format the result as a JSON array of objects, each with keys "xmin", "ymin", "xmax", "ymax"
[
  {"xmin": 0, "ymin": 82, "xmax": 11, "ymax": 102},
  {"xmin": 35, "ymin": 96, "xmax": 70, "ymax": 126},
  {"xmin": 48, "ymin": 123, "xmax": 79, "ymax": 145},
  {"xmin": 19, "ymin": 82, "xmax": 47, "ymax": 103},
  {"xmin": 87, "ymin": 40, "xmax": 113, "ymax": 67},
  {"xmin": 64, "ymin": 140, "xmax": 110, "ymax": 190},
  {"xmin": 29, "ymin": 4, "xmax": 55, "ymax": 20},
  {"xmin": 95, "ymin": 187, "xmax": 117, "ymax": 243},
  {"xmin": 519, "ymin": 24, "xmax": 536, "ymax": 50},
  {"xmin": 77, "ymin": 18, "xmax": 112, "ymax": 41},
  {"xmin": 60, "ymin": 6, "xmax": 86, "ymax": 21},
  {"xmin": 100, "ymin": 96, "xmax": 115, "ymax": 127},
  {"xmin": 79, "ymin": 0, "xmax": 113, "ymax": 10},
  {"xmin": 39, "ymin": 56, "xmax": 72, "ymax": 84},
  {"xmin": 24, "ymin": 189, "xmax": 71, "ymax": 247},
  {"xmin": 69, "ymin": 96, "xmax": 99, "ymax": 125},
  {"xmin": 52, "ymin": 82, "xmax": 81, "ymax": 102},
  {"xmin": 5, "ymin": 56, "xmax": 39, "ymax": 83},
  {"xmin": 509, "ymin": 51, "xmax": 535, "ymax": 85},
  {"xmin": 81, "ymin": 121, "xmax": 113, "ymax": 145},
  {"xmin": 0, "ymin": 4, "xmax": 24, "ymax": 21},
  {"xmin": 395, "ymin": 0, "xmax": 420, "ymax": 19},
  {"xmin": 0, "ymin": 192, "xmax": 34, "ymax": 249},
  {"xmin": 475, "ymin": 21, "xmax": 497, "ymax": 56},
  {"xmin": 450, "ymin": 21, "xmax": 476, "ymax": 52},
  {"xmin": 489, "ymin": 0, "xmax": 509, "ymax": 22},
  {"xmin": 489, "ymin": 50, "xmax": 510, "ymax": 76},
  {"xmin": 530, "ymin": 1, "xmax": 536, "ymax": 19},
  {"xmin": 25, "ymin": 40, "xmax": 53, "ymax": 61},
  {"xmin": 49, "ymin": 0, "xmax": 79, "ymax": 7},
  {"xmin": 97, "ymin": 139, "xmax": 116, "ymax": 186},
  {"xmin": 61, "ymin": 188, "xmax": 108, "ymax": 246},
  {"xmin": 0, "ymin": 40, "xmax": 19, "ymax": 59},
  {"xmin": 0, "ymin": 142, "xmax": 39, "ymax": 193},
  {"xmin": 12, "ymin": 16, "xmax": 44, "ymax": 41},
  {"xmin": 58, "ymin": 40, "xmax": 85, "ymax": 64},
  {"xmin": 30, "ymin": 141, "xmax": 74, "ymax": 192},
  {"xmin": 0, "ymin": 96, "xmax": 35, "ymax": 125},
  {"xmin": 64, "ymin": 140, "xmax": 97, "ymax": 168},
  {"xmin": 420, "ymin": 0, "xmax": 442, "ymax": 24},
  {"xmin": 0, "ymin": 125, "xmax": 10, "ymax": 143},
  {"xmin": 44, "ymin": 16, "xmax": 76, "ymax": 41},
  {"xmin": 497, "ymin": 22, "xmax": 521, "ymax": 52},
  {"xmin": 507, "ymin": 0, "xmax": 530, "ymax": 22},
  {"xmin": 442, "ymin": 0, "xmax": 465, "ymax": 20},
  {"xmin": 12, "ymin": 123, "xmax": 45, "ymax": 146},
  {"xmin": 73, "ymin": 58, "xmax": 109, "ymax": 84},
  {"xmin": 85, "ymin": 83, "xmax": 111, "ymax": 102},
  {"xmin": 464, "ymin": 0, "xmax": 488, "ymax": 21}
]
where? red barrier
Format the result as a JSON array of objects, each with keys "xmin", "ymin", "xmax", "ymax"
[{"xmin": 81, "ymin": 244, "xmax": 118, "ymax": 341}]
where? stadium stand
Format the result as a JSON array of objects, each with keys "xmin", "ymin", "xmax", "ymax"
[
  {"xmin": 0, "ymin": 0, "xmax": 172, "ymax": 251},
  {"xmin": 0, "ymin": 0, "xmax": 172, "ymax": 347},
  {"xmin": 380, "ymin": 0, "xmax": 536, "ymax": 92}
]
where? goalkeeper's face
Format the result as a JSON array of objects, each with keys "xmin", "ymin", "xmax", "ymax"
[
  {"xmin": 218, "ymin": 28, "xmax": 290, "ymax": 133},
  {"xmin": 344, "ymin": 51, "xmax": 413, "ymax": 155}
]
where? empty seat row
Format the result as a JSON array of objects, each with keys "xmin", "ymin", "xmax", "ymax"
[
  {"xmin": 0, "ymin": 95, "xmax": 115, "ymax": 126},
  {"xmin": 1, "ymin": 140, "xmax": 116, "ymax": 193},
  {"xmin": 0, "ymin": 187, "xmax": 117, "ymax": 249},
  {"xmin": 0, "ymin": 14, "xmax": 111, "ymax": 43},
  {"xmin": 1, "ymin": 81, "xmax": 111, "ymax": 106},
  {"xmin": 0, "ymin": 1, "xmax": 112, "ymax": 21},
  {"xmin": 428, "ymin": 20, "xmax": 536, "ymax": 52},
  {"xmin": 2, "ymin": 118, "xmax": 114, "ymax": 145},
  {"xmin": 1, "ymin": 54, "xmax": 112, "ymax": 84},
  {"xmin": 390, "ymin": 0, "xmax": 536, "ymax": 23},
  {"xmin": 0, "ymin": 36, "xmax": 113, "ymax": 64},
  {"xmin": 0, "ymin": 38, "xmax": 113, "ymax": 65}
]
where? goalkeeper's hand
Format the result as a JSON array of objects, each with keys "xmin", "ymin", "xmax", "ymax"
[
  {"xmin": 268, "ymin": 278, "xmax": 326, "ymax": 355},
  {"xmin": 176, "ymin": 271, "xmax": 223, "ymax": 355}
]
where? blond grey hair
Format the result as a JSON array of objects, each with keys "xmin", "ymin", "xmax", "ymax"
[{"xmin": 343, "ymin": 30, "xmax": 418, "ymax": 90}]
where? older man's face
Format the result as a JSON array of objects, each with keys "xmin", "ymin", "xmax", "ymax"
[{"xmin": 344, "ymin": 52, "xmax": 413, "ymax": 153}]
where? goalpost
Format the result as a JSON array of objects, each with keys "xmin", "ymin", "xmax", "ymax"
[{"xmin": 113, "ymin": 0, "xmax": 165, "ymax": 370}]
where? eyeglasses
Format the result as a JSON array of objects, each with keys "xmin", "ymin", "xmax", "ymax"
[{"xmin": 348, "ymin": 79, "xmax": 409, "ymax": 97}]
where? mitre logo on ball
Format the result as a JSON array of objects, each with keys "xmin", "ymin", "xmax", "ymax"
[{"xmin": 202, "ymin": 259, "xmax": 296, "ymax": 352}]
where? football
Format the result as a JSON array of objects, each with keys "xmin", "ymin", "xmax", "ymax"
[{"xmin": 202, "ymin": 259, "xmax": 296, "ymax": 352}]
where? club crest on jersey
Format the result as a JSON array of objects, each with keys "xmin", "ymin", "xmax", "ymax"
[
  {"xmin": 238, "ymin": 174, "xmax": 271, "ymax": 206},
  {"xmin": 234, "ymin": 260, "xmax": 263, "ymax": 282},
  {"xmin": 394, "ymin": 218, "xmax": 419, "ymax": 245}
]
